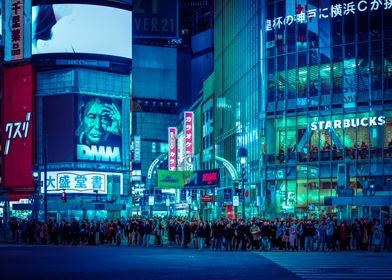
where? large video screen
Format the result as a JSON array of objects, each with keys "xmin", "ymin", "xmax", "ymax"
[
  {"xmin": 43, "ymin": 94, "xmax": 75, "ymax": 163},
  {"xmin": 32, "ymin": 4, "xmax": 132, "ymax": 59},
  {"xmin": 76, "ymin": 95, "xmax": 122, "ymax": 164}
]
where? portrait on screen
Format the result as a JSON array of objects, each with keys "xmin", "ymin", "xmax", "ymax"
[{"xmin": 76, "ymin": 95, "xmax": 122, "ymax": 163}]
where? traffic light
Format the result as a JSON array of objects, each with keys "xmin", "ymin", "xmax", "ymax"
[
  {"xmin": 143, "ymin": 190, "xmax": 150, "ymax": 202},
  {"xmin": 61, "ymin": 191, "xmax": 67, "ymax": 203},
  {"xmin": 180, "ymin": 189, "xmax": 187, "ymax": 201},
  {"xmin": 155, "ymin": 190, "xmax": 162, "ymax": 203},
  {"xmin": 191, "ymin": 190, "xmax": 197, "ymax": 200},
  {"xmin": 224, "ymin": 188, "xmax": 232, "ymax": 202}
]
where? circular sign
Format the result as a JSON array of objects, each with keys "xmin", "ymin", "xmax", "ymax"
[{"xmin": 245, "ymin": 190, "xmax": 249, "ymax": 197}]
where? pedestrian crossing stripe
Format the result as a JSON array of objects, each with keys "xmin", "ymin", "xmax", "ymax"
[{"xmin": 255, "ymin": 252, "xmax": 392, "ymax": 280}]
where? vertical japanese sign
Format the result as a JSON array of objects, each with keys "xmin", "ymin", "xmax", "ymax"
[
  {"xmin": 9, "ymin": 0, "xmax": 24, "ymax": 60},
  {"xmin": 134, "ymin": 135, "xmax": 141, "ymax": 162},
  {"xmin": 1, "ymin": 65, "xmax": 34, "ymax": 192},
  {"xmin": 184, "ymin": 111, "xmax": 194, "ymax": 171},
  {"xmin": 168, "ymin": 127, "xmax": 177, "ymax": 171}
]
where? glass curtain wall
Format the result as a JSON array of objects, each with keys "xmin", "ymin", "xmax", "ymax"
[
  {"xmin": 263, "ymin": 0, "xmax": 392, "ymax": 218},
  {"xmin": 214, "ymin": 0, "xmax": 261, "ymax": 218}
]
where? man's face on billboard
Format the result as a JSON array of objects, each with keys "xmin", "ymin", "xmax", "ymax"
[{"xmin": 82, "ymin": 99, "xmax": 111, "ymax": 145}]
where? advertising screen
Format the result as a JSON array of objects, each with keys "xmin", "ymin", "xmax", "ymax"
[
  {"xmin": 1, "ymin": 65, "xmax": 34, "ymax": 192},
  {"xmin": 32, "ymin": 4, "xmax": 132, "ymax": 59},
  {"xmin": 43, "ymin": 95, "xmax": 75, "ymax": 163},
  {"xmin": 39, "ymin": 170, "xmax": 123, "ymax": 195},
  {"xmin": 76, "ymin": 95, "xmax": 122, "ymax": 164}
]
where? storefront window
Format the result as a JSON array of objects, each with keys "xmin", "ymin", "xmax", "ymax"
[
  {"xmin": 384, "ymin": 112, "xmax": 392, "ymax": 158},
  {"xmin": 358, "ymin": 43, "xmax": 370, "ymax": 96},
  {"xmin": 287, "ymin": 68, "xmax": 296, "ymax": 99},
  {"xmin": 297, "ymin": 179, "xmax": 308, "ymax": 207},
  {"xmin": 384, "ymin": 40, "xmax": 392, "ymax": 91},
  {"xmin": 371, "ymin": 41, "xmax": 382, "ymax": 91},
  {"xmin": 307, "ymin": 180, "xmax": 320, "ymax": 205}
]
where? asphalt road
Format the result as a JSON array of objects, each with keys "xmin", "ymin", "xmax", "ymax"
[{"xmin": 0, "ymin": 245, "xmax": 299, "ymax": 280}]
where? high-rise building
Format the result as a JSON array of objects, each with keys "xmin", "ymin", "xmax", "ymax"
[
  {"xmin": 1, "ymin": 0, "xmax": 132, "ymax": 221},
  {"xmin": 215, "ymin": 0, "xmax": 392, "ymax": 220}
]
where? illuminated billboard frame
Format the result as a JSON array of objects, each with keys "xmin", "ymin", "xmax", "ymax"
[
  {"xmin": 39, "ymin": 170, "xmax": 124, "ymax": 195},
  {"xmin": 168, "ymin": 127, "xmax": 177, "ymax": 170},
  {"xmin": 32, "ymin": 3, "xmax": 132, "ymax": 59},
  {"xmin": 1, "ymin": 65, "xmax": 34, "ymax": 192},
  {"xmin": 75, "ymin": 94, "xmax": 123, "ymax": 164},
  {"xmin": 184, "ymin": 111, "xmax": 194, "ymax": 170},
  {"xmin": 4, "ymin": 0, "xmax": 32, "ymax": 61}
]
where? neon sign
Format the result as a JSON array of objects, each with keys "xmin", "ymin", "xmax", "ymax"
[
  {"xmin": 4, "ymin": 112, "xmax": 31, "ymax": 155},
  {"xmin": 77, "ymin": 144, "xmax": 121, "ymax": 162},
  {"xmin": 265, "ymin": 1, "xmax": 392, "ymax": 32},
  {"xmin": 310, "ymin": 116, "xmax": 386, "ymax": 131}
]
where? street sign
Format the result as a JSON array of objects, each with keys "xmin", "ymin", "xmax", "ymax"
[
  {"xmin": 165, "ymin": 198, "xmax": 170, "ymax": 207},
  {"xmin": 233, "ymin": 196, "xmax": 239, "ymax": 207},
  {"xmin": 201, "ymin": 195, "xmax": 213, "ymax": 203},
  {"xmin": 148, "ymin": 196, "xmax": 155, "ymax": 206},
  {"xmin": 12, "ymin": 204, "xmax": 33, "ymax": 210}
]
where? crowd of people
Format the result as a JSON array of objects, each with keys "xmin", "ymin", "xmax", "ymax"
[
  {"xmin": 5, "ymin": 215, "xmax": 392, "ymax": 253},
  {"xmin": 276, "ymin": 140, "xmax": 391, "ymax": 164}
]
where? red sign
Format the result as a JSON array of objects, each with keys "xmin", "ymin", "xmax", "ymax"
[
  {"xmin": 226, "ymin": 205, "xmax": 234, "ymax": 220},
  {"xmin": 11, "ymin": 0, "xmax": 24, "ymax": 61},
  {"xmin": 201, "ymin": 195, "xmax": 213, "ymax": 203},
  {"xmin": 1, "ymin": 65, "xmax": 34, "ymax": 193},
  {"xmin": 168, "ymin": 127, "xmax": 177, "ymax": 171},
  {"xmin": 202, "ymin": 172, "xmax": 217, "ymax": 184},
  {"xmin": 184, "ymin": 111, "xmax": 193, "ymax": 170}
]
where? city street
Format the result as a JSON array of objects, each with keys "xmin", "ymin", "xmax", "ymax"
[
  {"xmin": 0, "ymin": 244, "xmax": 298, "ymax": 280},
  {"xmin": 0, "ymin": 245, "xmax": 391, "ymax": 280}
]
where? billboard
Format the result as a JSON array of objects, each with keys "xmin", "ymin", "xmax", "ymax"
[
  {"xmin": 1, "ymin": 65, "xmax": 34, "ymax": 192},
  {"xmin": 43, "ymin": 94, "xmax": 75, "ymax": 163},
  {"xmin": 168, "ymin": 127, "xmax": 177, "ymax": 170},
  {"xmin": 133, "ymin": 0, "xmax": 178, "ymax": 39},
  {"xmin": 132, "ymin": 45, "xmax": 177, "ymax": 100},
  {"xmin": 157, "ymin": 169, "xmax": 220, "ymax": 189},
  {"xmin": 76, "ymin": 94, "xmax": 122, "ymax": 163},
  {"xmin": 4, "ymin": 0, "xmax": 32, "ymax": 61},
  {"xmin": 39, "ymin": 170, "xmax": 123, "ymax": 195},
  {"xmin": 264, "ymin": 0, "xmax": 390, "ymax": 33},
  {"xmin": 32, "ymin": 4, "xmax": 132, "ymax": 59},
  {"xmin": 184, "ymin": 111, "xmax": 194, "ymax": 170}
]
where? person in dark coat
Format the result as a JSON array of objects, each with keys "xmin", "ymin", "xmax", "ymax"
[
  {"xmin": 204, "ymin": 221, "xmax": 212, "ymax": 248},
  {"xmin": 183, "ymin": 222, "xmax": 191, "ymax": 248}
]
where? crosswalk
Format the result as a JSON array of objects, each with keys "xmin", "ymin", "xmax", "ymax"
[{"xmin": 256, "ymin": 251, "xmax": 392, "ymax": 280}]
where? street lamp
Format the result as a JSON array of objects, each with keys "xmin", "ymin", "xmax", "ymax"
[
  {"xmin": 237, "ymin": 146, "xmax": 247, "ymax": 221},
  {"xmin": 32, "ymin": 164, "xmax": 40, "ymax": 221}
]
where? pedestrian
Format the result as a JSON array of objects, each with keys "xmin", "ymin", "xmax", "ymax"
[
  {"xmin": 196, "ymin": 222, "xmax": 205, "ymax": 250},
  {"xmin": 303, "ymin": 220, "xmax": 315, "ymax": 252}
]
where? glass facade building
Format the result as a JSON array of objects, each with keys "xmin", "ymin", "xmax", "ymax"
[
  {"xmin": 262, "ymin": 0, "xmax": 392, "ymax": 219},
  {"xmin": 214, "ymin": 0, "xmax": 262, "ymax": 219}
]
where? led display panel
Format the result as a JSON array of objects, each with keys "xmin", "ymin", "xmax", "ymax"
[
  {"xmin": 1, "ymin": 65, "xmax": 34, "ymax": 192},
  {"xmin": 76, "ymin": 94, "xmax": 122, "ymax": 164},
  {"xmin": 32, "ymin": 4, "xmax": 132, "ymax": 59},
  {"xmin": 43, "ymin": 94, "xmax": 75, "ymax": 163}
]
